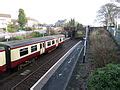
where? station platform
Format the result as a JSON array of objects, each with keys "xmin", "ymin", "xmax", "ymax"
[{"xmin": 31, "ymin": 40, "xmax": 84, "ymax": 90}]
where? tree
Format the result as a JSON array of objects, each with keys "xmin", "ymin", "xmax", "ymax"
[
  {"xmin": 64, "ymin": 19, "xmax": 84, "ymax": 31},
  {"xmin": 76, "ymin": 23, "xmax": 84, "ymax": 31},
  {"xmin": 63, "ymin": 19, "xmax": 85, "ymax": 38},
  {"xmin": 64, "ymin": 19, "xmax": 76, "ymax": 31},
  {"xmin": 18, "ymin": 8, "xmax": 27, "ymax": 30},
  {"xmin": 69, "ymin": 19, "xmax": 75, "ymax": 27},
  {"xmin": 97, "ymin": 3, "xmax": 120, "ymax": 27},
  {"xmin": 114, "ymin": 0, "xmax": 120, "ymax": 3},
  {"xmin": 7, "ymin": 23, "xmax": 18, "ymax": 32}
]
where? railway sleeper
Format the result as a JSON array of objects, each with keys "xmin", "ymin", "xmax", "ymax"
[
  {"xmin": 15, "ymin": 84, "xmax": 30, "ymax": 90},
  {"xmin": 22, "ymin": 80, "xmax": 35, "ymax": 86},
  {"xmin": 48, "ymin": 47, "xmax": 57, "ymax": 53},
  {"xmin": 14, "ymin": 58, "xmax": 36, "ymax": 71}
]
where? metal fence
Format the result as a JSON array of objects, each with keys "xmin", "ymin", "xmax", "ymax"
[{"xmin": 108, "ymin": 27, "xmax": 120, "ymax": 45}]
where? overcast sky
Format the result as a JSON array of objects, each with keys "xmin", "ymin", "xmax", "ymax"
[{"xmin": 0, "ymin": 0, "xmax": 112, "ymax": 25}]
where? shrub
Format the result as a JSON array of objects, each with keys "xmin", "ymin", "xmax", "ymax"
[
  {"xmin": 25, "ymin": 27, "xmax": 32, "ymax": 31},
  {"xmin": 29, "ymin": 32, "xmax": 43, "ymax": 38},
  {"xmin": 7, "ymin": 24, "xmax": 17, "ymax": 32},
  {"xmin": 15, "ymin": 36, "xmax": 24, "ymax": 40},
  {"xmin": 90, "ymin": 29, "xmax": 117, "ymax": 68},
  {"xmin": 88, "ymin": 64, "xmax": 120, "ymax": 90}
]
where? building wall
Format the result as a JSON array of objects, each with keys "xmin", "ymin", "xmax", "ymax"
[
  {"xmin": 0, "ymin": 16, "xmax": 11, "ymax": 32},
  {"xmin": 26, "ymin": 18, "xmax": 39, "ymax": 29}
]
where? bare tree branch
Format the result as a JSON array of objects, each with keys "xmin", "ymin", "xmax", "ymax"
[{"xmin": 97, "ymin": 3, "xmax": 120, "ymax": 26}]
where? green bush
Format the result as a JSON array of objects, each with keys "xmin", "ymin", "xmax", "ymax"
[
  {"xmin": 29, "ymin": 32, "xmax": 43, "ymax": 38},
  {"xmin": 15, "ymin": 36, "xmax": 24, "ymax": 40},
  {"xmin": 88, "ymin": 64, "xmax": 120, "ymax": 90},
  {"xmin": 25, "ymin": 27, "xmax": 32, "ymax": 31},
  {"xmin": 7, "ymin": 24, "xmax": 17, "ymax": 32}
]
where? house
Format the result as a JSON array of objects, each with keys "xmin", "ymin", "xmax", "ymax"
[
  {"xmin": 55, "ymin": 19, "xmax": 66, "ymax": 27},
  {"xmin": 11, "ymin": 19, "xmax": 18, "ymax": 25},
  {"xmin": 0, "ymin": 14, "xmax": 11, "ymax": 32},
  {"xmin": 26, "ymin": 17, "xmax": 39, "ymax": 29}
]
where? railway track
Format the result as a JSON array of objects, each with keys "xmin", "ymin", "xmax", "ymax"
[{"xmin": 0, "ymin": 39, "xmax": 80, "ymax": 90}]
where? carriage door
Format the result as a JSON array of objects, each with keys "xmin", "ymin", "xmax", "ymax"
[{"xmin": 40, "ymin": 42, "xmax": 45, "ymax": 54}]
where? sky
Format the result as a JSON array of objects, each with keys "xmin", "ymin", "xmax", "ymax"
[{"xmin": 0, "ymin": 0, "xmax": 112, "ymax": 26}]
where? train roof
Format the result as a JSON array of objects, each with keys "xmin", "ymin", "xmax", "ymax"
[
  {"xmin": 0, "ymin": 35, "xmax": 64, "ymax": 48},
  {"xmin": 52, "ymin": 35, "xmax": 65, "ymax": 37},
  {"xmin": 46, "ymin": 35, "xmax": 65, "ymax": 39},
  {"xmin": 0, "ymin": 47, "xmax": 5, "ymax": 51},
  {"xmin": 0, "ymin": 36, "xmax": 54, "ymax": 48}
]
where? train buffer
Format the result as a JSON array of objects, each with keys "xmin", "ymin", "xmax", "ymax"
[{"xmin": 30, "ymin": 40, "xmax": 84, "ymax": 90}]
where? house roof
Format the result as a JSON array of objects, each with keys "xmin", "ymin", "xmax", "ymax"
[
  {"xmin": 27, "ymin": 17, "xmax": 39, "ymax": 22},
  {"xmin": 11, "ymin": 19, "xmax": 18, "ymax": 23},
  {"xmin": 0, "ymin": 14, "xmax": 11, "ymax": 18}
]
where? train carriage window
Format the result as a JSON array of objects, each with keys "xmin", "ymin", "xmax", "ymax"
[
  {"xmin": 31, "ymin": 45, "xmax": 37, "ymax": 52},
  {"xmin": 60, "ymin": 38, "xmax": 62, "ymax": 42},
  {"xmin": 20, "ymin": 48, "xmax": 28, "ymax": 56},
  {"xmin": 47, "ymin": 41, "xmax": 51, "ymax": 46},
  {"xmin": 52, "ymin": 40, "xmax": 55, "ymax": 44},
  {"xmin": 0, "ymin": 46, "xmax": 5, "ymax": 50}
]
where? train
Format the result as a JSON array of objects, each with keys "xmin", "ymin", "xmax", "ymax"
[{"xmin": 0, "ymin": 35, "xmax": 65, "ymax": 73}]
